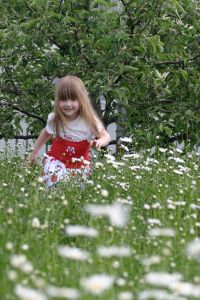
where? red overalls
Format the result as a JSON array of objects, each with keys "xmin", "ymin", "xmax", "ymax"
[{"xmin": 47, "ymin": 137, "xmax": 91, "ymax": 169}]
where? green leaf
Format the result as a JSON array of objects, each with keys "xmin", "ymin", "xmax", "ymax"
[
  {"xmin": 163, "ymin": 126, "xmax": 172, "ymax": 137},
  {"xmin": 122, "ymin": 65, "xmax": 138, "ymax": 73}
]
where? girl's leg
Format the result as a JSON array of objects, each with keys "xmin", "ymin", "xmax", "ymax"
[
  {"xmin": 71, "ymin": 165, "xmax": 91, "ymax": 190},
  {"xmin": 42, "ymin": 155, "xmax": 91, "ymax": 189},
  {"xmin": 42, "ymin": 156, "xmax": 69, "ymax": 188}
]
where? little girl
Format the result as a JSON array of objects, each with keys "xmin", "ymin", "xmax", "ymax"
[{"xmin": 28, "ymin": 75, "xmax": 110, "ymax": 188}]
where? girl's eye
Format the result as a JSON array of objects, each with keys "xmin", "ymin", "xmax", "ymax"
[{"xmin": 61, "ymin": 99, "xmax": 76, "ymax": 102}]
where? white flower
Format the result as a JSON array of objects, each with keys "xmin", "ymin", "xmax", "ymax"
[
  {"xmin": 119, "ymin": 137, "xmax": 133, "ymax": 143},
  {"xmin": 144, "ymin": 272, "xmax": 182, "ymax": 288},
  {"xmin": 101, "ymin": 189, "xmax": 109, "ymax": 198},
  {"xmin": 32, "ymin": 217, "xmax": 41, "ymax": 228},
  {"xmin": 173, "ymin": 169, "xmax": 183, "ymax": 175},
  {"xmin": 118, "ymin": 291, "xmax": 133, "ymax": 300},
  {"xmin": 158, "ymin": 147, "xmax": 167, "ymax": 153},
  {"xmin": 117, "ymin": 278, "xmax": 126, "ymax": 287},
  {"xmin": 112, "ymin": 260, "xmax": 120, "ymax": 268},
  {"xmin": 37, "ymin": 177, "xmax": 44, "ymax": 183},
  {"xmin": 168, "ymin": 157, "xmax": 185, "ymax": 164},
  {"xmin": 144, "ymin": 270, "xmax": 200, "ymax": 298},
  {"xmin": 141, "ymin": 255, "xmax": 161, "ymax": 266},
  {"xmin": 51, "ymin": 44, "xmax": 59, "ymax": 50},
  {"xmin": 7, "ymin": 207, "xmax": 14, "ymax": 214},
  {"xmin": 20, "ymin": 260, "xmax": 33, "ymax": 273},
  {"xmin": 147, "ymin": 218, "xmax": 161, "ymax": 226},
  {"xmin": 80, "ymin": 274, "xmax": 114, "ymax": 295},
  {"xmin": 171, "ymin": 281, "xmax": 200, "ymax": 297},
  {"xmin": 139, "ymin": 289, "xmax": 186, "ymax": 300},
  {"xmin": 129, "ymin": 165, "xmax": 141, "ymax": 171},
  {"xmin": 21, "ymin": 244, "xmax": 29, "ymax": 251},
  {"xmin": 95, "ymin": 162, "xmax": 104, "ymax": 168},
  {"xmin": 15, "ymin": 285, "xmax": 47, "ymax": 300},
  {"xmin": 144, "ymin": 204, "xmax": 151, "ymax": 210},
  {"xmin": 110, "ymin": 161, "xmax": 125, "ymax": 168},
  {"xmin": 6, "ymin": 242, "xmax": 14, "ymax": 250},
  {"xmin": 10, "ymin": 254, "xmax": 27, "ymax": 267},
  {"xmin": 46, "ymin": 285, "xmax": 80, "ymax": 299},
  {"xmin": 186, "ymin": 239, "xmax": 200, "ymax": 260},
  {"xmin": 97, "ymin": 246, "xmax": 131, "ymax": 257},
  {"xmin": 85, "ymin": 202, "xmax": 130, "ymax": 228},
  {"xmin": 190, "ymin": 204, "xmax": 200, "ymax": 210},
  {"xmin": 65, "ymin": 225, "xmax": 98, "ymax": 238},
  {"xmin": 122, "ymin": 153, "xmax": 140, "ymax": 159},
  {"xmin": 10, "ymin": 254, "xmax": 33, "ymax": 274},
  {"xmin": 57, "ymin": 246, "xmax": 90, "ymax": 261},
  {"xmin": 7, "ymin": 270, "xmax": 18, "ymax": 281},
  {"xmin": 120, "ymin": 144, "xmax": 130, "ymax": 152},
  {"xmin": 148, "ymin": 228, "xmax": 175, "ymax": 237},
  {"xmin": 104, "ymin": 154, "xmax": 115, "ymax": 161}
]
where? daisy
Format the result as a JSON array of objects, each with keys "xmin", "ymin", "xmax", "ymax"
[
  {"xmin": 46, "ymin": 285, "xmax": 80, "ymax": 299},
  {"xmin": 85, "ymin": 202, "xmax": 130, "ymax": 227},
  {"xmin": 15, "ymin": 285, "xmax": 47, "ymax": 300},
  {"xmin": 57, "ymin": 246, "xmax": 90, "ymax": 261},
  {"xmin": 65, "ymin": 225, "xmax": 98, "ymax": 238},
  {"xmin": 97, "ymin": 246, "xmax": 131, "ymax": 257},
  {"xmin": 80, "ymin": 274, "xmax": 114, "ymax": 295}
]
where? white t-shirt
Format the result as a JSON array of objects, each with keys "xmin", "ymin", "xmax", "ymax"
[{"xmin": 45, "ymin": 112, "xmax": 103, "ymax": 142}]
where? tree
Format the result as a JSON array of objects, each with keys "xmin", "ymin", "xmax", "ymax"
[{"xmin": 1, "ymin": 0, "xmax": 200, "ymax": 149}]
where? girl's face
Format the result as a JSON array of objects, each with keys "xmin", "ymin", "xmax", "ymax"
[{"xmin": 59, "ymin": 99, "xmax": 80, "ymax": 121}]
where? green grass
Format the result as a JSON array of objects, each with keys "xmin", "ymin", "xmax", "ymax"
[{"xmin": 0, "ymin": 148, "xmax": 200, "ymax": 300}]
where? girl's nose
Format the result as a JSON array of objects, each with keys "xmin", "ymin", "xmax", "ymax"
[
  {"xmin": 65, "ymin": 99, "xmax": 73, "ymax": 105},
  {"xmin": 63, "ymin": 100, "xmax": 71, "ymax": 105}
]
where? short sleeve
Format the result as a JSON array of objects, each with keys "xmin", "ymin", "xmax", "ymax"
[{"xmin": 45, "ymin": 112, "xmax": 55, "ymax": 135}]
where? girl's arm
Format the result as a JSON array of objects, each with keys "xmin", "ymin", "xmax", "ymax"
[
  {"xmin": 27, "ymin": 128, "xmax": 52, "ymax": 164},
  {"xmin": 90, "ymin": 129, "xmax": 111, "ymax": 151}
]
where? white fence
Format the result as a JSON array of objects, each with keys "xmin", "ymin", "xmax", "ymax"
[{"xmin": 0, "ymin": 120, "xmax": 117, "ymax": 158}]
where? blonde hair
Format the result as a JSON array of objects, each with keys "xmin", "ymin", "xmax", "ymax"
[{"xmin": 53, "ymin": 75, "xmax": 104, "ymax": 137}]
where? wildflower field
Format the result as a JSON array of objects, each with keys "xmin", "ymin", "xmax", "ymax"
[{"xmin": 0, "ymin": 147, "xmax": 200, "ymax": 300}]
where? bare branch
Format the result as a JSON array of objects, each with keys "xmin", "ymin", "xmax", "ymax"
[
  {"xmin": 24, "ymin": 0, "xmax": 34, "ymax": 13},
  {"xmin": 0, "ymin": 134, "xmax": 38, "ymax": 140},
  {"xmin": 155, "ymin": 60, "xmax": 184, "ymax": 67},
  {"xmin": 74, "ymin": 30, "xmax": 93, "ymax": 67},
  {"xmin": 154, "ymin": 54, "xmax": 200, "ymax": 67},
  {"xmin": 58, "ymin": 0, "xmax": 64, "ymax": 13},
  {"xmin": 190, "ymin": 54, "xmax": 200, "ymax": 61},
  {"xmin": 138, "ymin": 0, "xmax": 159, "ymax": 35},
  {"xmin": 4, "ymin": 67, "xmax": 22, "ymax": 95},
  {"xmin": 120, "ymin": 0, "xmax": 134, "ymax": 34},
  {"xmin": 1, "ymin": 101, "xmax": 46, "ymax": 125},
  {"xmin": 1, "ymin": 87, "xmax": 22, "ymax": 96}
]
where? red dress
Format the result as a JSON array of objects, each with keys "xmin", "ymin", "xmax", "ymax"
[{"xmin": 47, "ymin": 137, "xmax": 91, "ymax": 169}]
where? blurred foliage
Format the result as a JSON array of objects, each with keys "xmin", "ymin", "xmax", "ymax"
[{"xmin": 0, "ymin": 0, "xmax": 200, "ymax": 148}]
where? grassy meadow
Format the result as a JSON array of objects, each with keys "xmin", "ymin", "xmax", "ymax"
[{"xmin": 0, "ymin": 146, "xmax": 200, "ymax": 300}]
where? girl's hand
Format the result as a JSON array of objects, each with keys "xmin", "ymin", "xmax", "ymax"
[
  {"xmin": 90, "ymin": 130, "xmax": 110, "ymax": 150},
  {"xmin": 90, "ymin": 139, "xmax": 104, "ymax": 151},
  {"xmin": 25, "ymin": 152, "xmax": 38, "ymax": 166}
]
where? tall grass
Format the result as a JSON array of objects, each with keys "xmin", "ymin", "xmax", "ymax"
[{"xmin": 0, "ymin": 147, "xmax": 200, "ymax": 300}]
